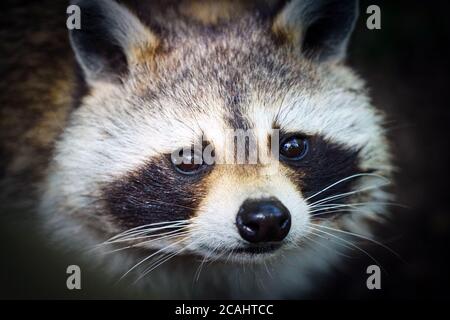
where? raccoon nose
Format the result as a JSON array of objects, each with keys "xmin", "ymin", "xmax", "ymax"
[{"xmin": 236, "ymin": 198, "xmax": 291, "ymax": 243}]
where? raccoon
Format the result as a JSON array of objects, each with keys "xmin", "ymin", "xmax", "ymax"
[{"xmin": 0, "ymin": 0, "xmax": 393, "ymax": 298}]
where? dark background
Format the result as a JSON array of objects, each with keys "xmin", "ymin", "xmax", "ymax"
[
  {"xmin": 321, "ymin": 0, "xmax": 450, "ymax": 298},
  {"xmin": 0, "ymin": 0, "xmax": 449, "ymax": 299}
]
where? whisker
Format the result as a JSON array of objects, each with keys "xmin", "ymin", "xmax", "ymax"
[
  {"xmin": 193, "ymin": 255, "xmax": 209, "ymax": 283},
  {"xmin": 310, "ymin": 223, "xmax": 405, "ymax": 262},
  {"xmin": 193, "ymin": 242, "xmax": 220, "ymax": 283},
  {"xmin": 89, "ymin": 225, "xmax": 191, "ymax": 253},
  {"xmin": 306, "ymin": 230, "xmax": 356, "ymax": 252},
  {"xmin": 307, "ymin": 225, "xmax": 386, "ymax": 273},
  {"xmin": 309, "ymin": 204, "xmax": 372, "ymax": 214},
  {"xmin": 103, "ymin": 226, "xmax": 191, "ymax": 245},
  {"xmin": 308, "ymin": 182, "xmax": 391, "ymax": 208},
  {"xmin": 310, "ymin": 208, "xmax": 367, "ymax": 218},
  {"xmin": 105, "ymin": 221, "xmax": 188, "ymax": 243},
  {"xmin": 140, "ymin": 199, "xmax": 201, "ymax": 211},
  {"xmin": 104, "ymin": 231, "xmax": 192, "ymax": 254},
  {"xmin": 88, "ymin": 195, "xmax": 201, "ymax": 212},
  {"xmin": 119, "ymin": 238, "xmax": 187, "ymax": 281},
  {"xmin": 135, "ymin": 243, "xmax": 191, "ymax": 283},
  {"xmin": 305, "ymin": 173, "xmax": 390, "ymax": 202},
  {"xmin": 309, "ymin": 201, "xmax": 407, "ymax": 214},
  {"xmin": 303, "ymin": 233, "xmax": 354, "ymax": 258},
  {"xmin": 106, "ymin": 220, "xmax": 190, "ymax": 242}
]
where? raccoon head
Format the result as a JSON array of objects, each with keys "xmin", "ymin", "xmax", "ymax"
[{"xmin": 42, "ymin": 0, "xmax": 392, "ymax": 267}]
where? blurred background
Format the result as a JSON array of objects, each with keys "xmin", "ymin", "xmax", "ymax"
[
  {"xmin": 1, "ymin": 0, "xmax": 449, "ymax": 299},
  {"xmin": 323, "ymin": 0, "xmax": 450, "ymax": 299}
]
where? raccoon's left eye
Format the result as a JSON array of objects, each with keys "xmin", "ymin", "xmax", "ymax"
[
  {"xmin": 171, "ymin": 151, "xmax": 205, "ymax": 175},
  {"xmin": 279, "ymin": 135, "xmax": 309, "ymax": 161}
]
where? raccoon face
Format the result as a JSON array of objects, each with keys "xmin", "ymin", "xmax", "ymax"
[{"xmin": 42, "ymin": 0, "xmax": 391, "ymax": 265}]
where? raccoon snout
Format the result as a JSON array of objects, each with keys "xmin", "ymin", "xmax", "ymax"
[{"xmin": 236, "ymin": 198, "xmax": 291, "ymax": 243}]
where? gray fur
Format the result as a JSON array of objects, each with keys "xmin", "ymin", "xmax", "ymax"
[{"xmin": 26, "ymin": 0, "xmax": 392, "ymax": 298}]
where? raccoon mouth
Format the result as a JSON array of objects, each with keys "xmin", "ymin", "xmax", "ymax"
[
  {"xmin": 232, "ymin": 243, "xmax": 282, "ymax": 254},
  {"xmin": 202, "ymin": 243, "xmax": 282, "ymax": 256}
]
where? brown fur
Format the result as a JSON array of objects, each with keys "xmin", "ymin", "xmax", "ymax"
[
  {"xmin": 0, "ymin": 1, "xmax": 76, "ymax": 203},
  {"xmin": 179, "ymin": 0, "xmax": 249, "ymax": 25}
]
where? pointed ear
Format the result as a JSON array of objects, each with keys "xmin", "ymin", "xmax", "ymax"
[
  {"xmin": 272, "ymin": 0, "xmax": 359, "ymax": 62},
  {"xmin": 69, "ymin": 0, "xmax": 158, "ymax": 84}
]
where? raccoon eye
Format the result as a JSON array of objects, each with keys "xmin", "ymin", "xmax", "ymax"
[
  {"xmin": 280, "ymin": 135, "xmax": 308, "ymax": 161},
  {"xmin": 171, "ymin": 151, "xmax": 205, "ymax": 175}
]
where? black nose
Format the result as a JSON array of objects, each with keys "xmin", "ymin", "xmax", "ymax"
[{"xmin": 236, "ymin": 198, "xmax": 291, "ymax": 243}]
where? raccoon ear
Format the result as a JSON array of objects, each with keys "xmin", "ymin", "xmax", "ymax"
[
  {"xmin": 272, "ymin": 0, "xmax": 359, "ymax": 62},
  {"xmin": 69, "ymin": 0, "xmax": 158, "ymax": 84}
]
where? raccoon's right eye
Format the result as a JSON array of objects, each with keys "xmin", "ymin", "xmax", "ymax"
[
  {"xmin": 279, "ymin": 134, "xmax": 309, "ymax": 161},
  {"xmin": 171, "ymin": 150, "xmax": 205, "ymax": 175}
]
